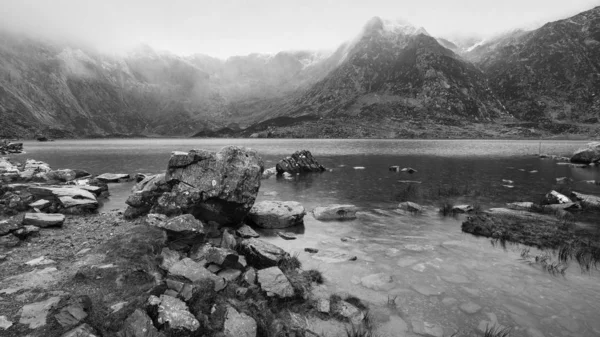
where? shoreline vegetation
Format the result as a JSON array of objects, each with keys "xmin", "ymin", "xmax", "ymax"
[{"xmin": 1, "ymin": 144, "xmax": 599, "ymax": 337}]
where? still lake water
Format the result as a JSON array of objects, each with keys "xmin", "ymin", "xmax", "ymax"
[{"xmin": 10, "ymin": 139, "xmax": 600, "ymax": 336}]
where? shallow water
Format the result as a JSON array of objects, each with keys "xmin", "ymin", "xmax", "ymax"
[{"xmin": 8, "ymin": 138, "xmax": 600, "ymax": 336}]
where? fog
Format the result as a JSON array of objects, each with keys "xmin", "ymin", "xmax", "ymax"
[{"xmin": 1, "ymin": 0, "xmax": 598, "ymax": 58}]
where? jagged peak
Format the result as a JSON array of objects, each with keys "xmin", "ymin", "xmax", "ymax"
[{"xmin": 362, "ymin": 16, "xmax": 429, "ymax": 37}]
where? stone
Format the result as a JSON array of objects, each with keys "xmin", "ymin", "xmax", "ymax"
[
  {"xmin": 207, "ymin": 264, "xmax": 222, "ymax": 273},
  {"xmin": 360, "ymin": 273, "xmax": 394, "ymax": 290},
  {"xmin": 571, "ymin": 191, "xmax": 600, "ymax": 207},
  {"xmin": 262, "ymin": 167, "xmax": 277, "ymax": 179},
  {"xmin": 312, "ymin": 204, "xmax": 358, "ymax": 221},
  {"xmin": 332, "ymin": 300, "xmax": 364, "ymax": 325},
  {"xmin": 223, "ymin": 305, "xmax": 257, "ymax": 337},
  {"xmin": 411, "ymin": 320, "xmax": 443, "ymax": 337},
  {"xmin": 544, "ymin": 190, "xmax": 571, "ymax": 204},
  {"xmin": 459, "ymin": 301, "xmax": 482, "ymax": 314},
  {"xmin": 257, "ymin": 267, "xmax": 295, "ymax": 298},
  {"xmin": 277, "ymin": 231, "xmax": 297, "ymax": 240},
  {"xmin": 155, "ymin": 214, "xmax": 205, "ymax": 249},
  {"xmin": 59, "ymin": 196, "xmax": 99, "ymax": 213},
  {"xmin": 29, "ymin": 199, "xmax": 51, "ymax": 209},
  {"xmin": 159, "ymin": 248, "xmax": 181, "ymax": 271},
  {"xmin": 96, "ymin": 173, "xmax": 131, "ymax": 183},
  {"xmin": 168, "ymin": 258, "xmax": 224, "ymax": 290},
  {"xmin": 243, "ymin": 268, "xmax": 257, "ymax": 285},
  {"xmin": 275, "ymin": 150, "xmax": 326, "ymax": 174},
  {"xmin": 23, "ymin": 213, "xmax": 65, "ymax": 227},
  {"xmin": 247, "ymin": 201, "xmax": 306, "ymax": 228},
  {"xmin": 206, "ymin": 247, "xmax": 239, "ymax": 268},
  {"xmin": 304, "ymin": 248, "xmax": 318, "ymax": 253},
  {"xmin": 0, "ymin": 218, "xmax": 20, "ymax": 236},
  {"xmin": 19, "ymin": 296, "xmax": 62, "ymax": 328},
  {"xmin": 238, "ymin": 238, "xmax": 288, "ymax": 268},
  {"xmin": 236, "ymin": 224, "xmax": 260, "ymax": 238},
  {"xmin": 312, "ymin": 250, "xmax": 357, "ymax": 263},
  {"xmin": 155, "ymin": 295, "xmax": 200, "ymax": 331},
  {"xmin": 0, "ymin": 233, "xmax": 20, "ymax": 248},
  {"xmin": 452, "ymin": 205, "xmax": 473, "ymax": 213},
  {"xmin": 570, "ymin": 142, "xmax": 600, "ymax": 164},
  {"xmin": 555, "ymin": 177, "xmax": 573, "ymax": 184},
  {"xmin": 118, "ymin": 309, "xmax": 164, "ymax": 337},
  {"xmin": 62, "ymin": 323, "xmax": 99, "ymax": 337},
  {"xmin": 47, "ymin": 169, "xmax": 77, "ymax": 182},
  {"xmin": 376, "ymin": 316, "xmax": 409, "ymax": 337},
  {"xmin": 317, "ymin": 298, "xmax": 330, "ymax": 314},
  {"xmin": 218, "ymin": 268, "xmax": 242, "ymax": 281},
  {"xmin": 506, "ymin": 202, "xmax": 534, "ymax": 210},
  {"xmin": 55, "ymin": 302, "xmax": 89, "ymax": 328},
  {"xmin": 110, "ymin": 302, "xmax": 127, "ymax": 313},
  {"xmin": 0, "ymin": 316, "xmax": 13, "ymax": 330},
  {"xmin": 25, "ymin": 256, "xmax": 56, "ymax": 266},
  {"xmin": 398, "ymin": 201, "xmax": 423, "ymax": 212},
  {"xmin": 13, "ymin": 225, "xmax": 40, "ymax": 240},
  {"xmin": 0, "ymin": 267, "xmax": 59, "ymax": 294},
  {"xmin": 220, "ymin": 230, "xmax": 237, "ymax": 249}
]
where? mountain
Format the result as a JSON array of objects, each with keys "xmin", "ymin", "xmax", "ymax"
[
  {"xmin": 243, "ymin": 18, "xmax": 508, "ymax": 138},
  {"xmin": 466, "ymin": 6, "xmax": 600, "ymax": 130}
]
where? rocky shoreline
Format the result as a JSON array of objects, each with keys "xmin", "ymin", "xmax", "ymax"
[{"xmin": 1, "ymin": 144, "xmax": 600, "ymax": 337}]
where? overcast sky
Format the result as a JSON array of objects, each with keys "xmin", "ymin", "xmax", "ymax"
[{"xmin": 1, "ymin": 0, "xmax": 598, "ymax": 58}]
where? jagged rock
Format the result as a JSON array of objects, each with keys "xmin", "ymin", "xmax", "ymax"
[
  {"xmin": 0, "ymin": 316, "xmax": 11, "ymax": 330},
  {"xmin": 96, "ymin": 173, "xmax": 131, "ymax": 183},
  {"xmin": 218, "ymin": 269, "xmax": 242, "ymax": 282},
  {"xmin": 125, "ymin": 147, "xmax": 264, "ymax": 225},
  {"xmin": 571, "ymin": 191, "xmax": 600, "ymax": 208},
  {"xmin": 452, "ymin": 205, "xmax": 473, "ymax": 213},
  {"xmin": 29, "ymin": 199, "xmax": 51, "ymax": 209},
  {"xmin": 19, "ymin": 296, "xmax": 62, "ymax": 328},
  {"xmin": 544, "ymin": 190, "xmax": 571, "ymax": 204},
  {"xmin": 220, "ymin": 230, "xmax": 237, "ymax": 250},
  {"xmin": 206, "ymin": 247, "xmax": 239, "ymax": 268},
  {"xmin": 238, "ymin": 238, "xmax": 289, "ymax": 268},
  {"xmin": 23, "ymin": 213, "xmax": 65, "ymax": 227},
  {"xmin": 118, "ymin": 309, "xmax": 164, "ymax": 337},
  {"xmin": 236, "ymin": 225, "xmax": 260, "ymax": 238},
  {"xmin": 160, "ymin": 248, "xmax": 182, "ymax": 271},
  {"xmin": 223, "ymin": 305, "xmax": 257, "ymax": 337},
  {"xmin": 275, "ymin": 150, "xmax": 325, "ymax": 174},
  {"xmin": 153, "ymin": 214, "xmax": 205, "ymax": 250},
  {"xmin": 0, "ymin": 233, "xmax": 20, "ymax": 248},
  {"xmin": 247, "ymin": 201, "xmax": 306, "ymax": 229},
  {"xmin": 168, "ymin": 258, "xmax": 225, "ymax": 291},
  {"xmin": 62, "ymin": 323, "xmax": 99, "ymax": 337},
  {"xmin": 154, "ymin": 295, "xmax": 200, "ymax": 331},
  {"xmin": 312, "ymin": 204, "xmax": 357, "ymax": 221},
  {"xmin": 55, "ymin": 300, "xmax": 89, "ymax": 328},
  {"xmin": 28, "ymin": 186, "xmax": 99, "ymax": 213},
  {"xmin": 243, "ymin": 268, "xmax": 257, "ymax": 285},
  {"xmin": 257, "ymin": 267, "xmax": 294, "ymax": 298},
  {"xmin": 261, "ymin": 167, "xmax": 277, "ymax": 179},
  {"xmin": 398, "ymin": 201, "xmax": 423, "ymax": 212},
  {"xmin": 124, "ymin": 174, "xmax": 168, "ymax": 218},
  {"xmin": 571, "ymin": 142, "xmax": 600, "ymax": 164},
  {"xmin": 0, "ymin": 218, "xmax": 20, "ymax": 236}
]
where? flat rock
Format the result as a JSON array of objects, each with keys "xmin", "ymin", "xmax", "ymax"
[
  {"xmin": 168, "ymin": 258, "xmax": 224, "ymax": 290},
  {"xmin": 360, "ymin": 273, "xmax": 394, "ymax": 290},
  {"xmin": 62, "ymin": 323, "xmax": 99, "ymax": 337},
  {"xmin": 55, "ymin": 302, "xmax": 88, "ymax": 328},
  {"xmin": 206, "ymin": 247, "xmax": 239, "ymax": 268},
  {"xmin": 19, "ymin": 296, "xmax": 62, "ymax": 328},
  {"xmin": 218, "ymin": 268, "xmax": 242, "ymax": 282},
  {"xmin": 411, "ymin": 320, "xmax": 443, "ymax": 337},
  {"xmin": 223, "ymin": 305, "xmax": 257, "ymax": 337},
  {"xmin": 13, "ymin": 225, "xmax": 40, "ymax": 240},
  {"xmin": 23, "ymin": 213, "xmax": 65, "ymax": 228},
  {"xmin": 441, "ymin": 274, "xmax": 470, "ymax": 284},
  {"xmin": 506, "ymin": 202, "xmax": 534, "ymax": 210},
  {"xmin": 159, "ymin": 214, "xmax": 204, "ymax": 234},
  {"xmin": 452, "ymin": 205, "xmax": 473, "ymax": 213},
  {"xmin": 0, "ymin": 315, "xmax": 13, "ymax": 330},
  {"xmin": 96, "ymin": 173, "xmax": 130, "ymax": 182},
  {"xmin": 257, "ymin": 267, "xmax": 294, "ymax": 298},
  {"xmin": 236, "ymin": 225, "xmax": 260, "ymax": 238},
  {"xmin": 25, "ymin": 256, "xmax": 56, "ymax": 266},
  {"xmin": 155, "ymin": 295, "xmax": 199, "ymax": 331},
  {"xmin": 312, "ymin": 204, "xmax": 358, "ymax": 221},
  {"xmin": 29, "ymin": 199, "xmax": 51, "ymax": 209},
  {"xmin": 277, "ymin": 231, "xmax": 297, "ymax": 240},
  {"xmin": 119, "ymin": 308, "xmax": 164, "ymax": 337},
  {"xmin": 459, "ymin": 301, "xmax": 482, "ymax": 314},
  {"xmin": 572, "ymin": 191, "xmax": 600, "ymax": 207},
  {"xmin": 411, "ymin": 284, "xmax": 444, "ymax": 296},
  {"xmin": 0, "ymin": 267, "xmax": 60, "ymax": 294},
  {"xmin": 247, "ymin": 201, "xmax": 306, "ymax": 229},
  {"xmin": 398, "ymin": 201, "xmax": 423, "ymax": 212},
  {"xmin": 238, "ymin": 238, "xmax": 288, "ymax": 268},
  {"xmin": 312, "ymin": 249, "xmax": 357, "ymax": 263}
]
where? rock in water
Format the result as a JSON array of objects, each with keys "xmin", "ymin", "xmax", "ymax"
[
  {"xmin": 96, "ymin": 173, "xmax": 131, "ymax": 183},
  {"xmin": 247, "ymin": 201, "xmax": 306, "ymax": 228},
  {"xmin": 126, "ymin": 146, "xmax": 263, "ymax": 225},
  {"xmin": 275, "ymin": 150, "xmax": 325, "ymax": 174},
  {"xmin": 571, "ymin": 142, "xmax": 600, "ymax": 164},
  {"xmin": 544, "ymin": 190, "xmax": 571, "ymax": 204},
  {"xmin": 312, "ymin": 204, "xmax": 358, "ymax": 221},
  {"xmin": 399, "ymin": 201, "xmax": 423, "ymax": 212}
]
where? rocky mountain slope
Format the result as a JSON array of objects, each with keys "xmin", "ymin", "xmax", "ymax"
[
  {"xmin": 1, "ymin": 6, "xmax": 599, "ymax": 138},
  {"xmin": 465, "ymin": 6, "xmax": 600, "ymax": 127}
]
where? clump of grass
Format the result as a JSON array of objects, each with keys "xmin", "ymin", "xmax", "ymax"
[
  {"xmin": 304, "ymin": 269, "xmax": 324, "ymax": 284},
  {"xmin": 472, "ymin": 203, "xmax": 483, "ymax": 214},
  {"xmin": 558, "ymin": 239, "xmax": 600, "ymax": 272},
  {"xmin": 484, "ymin": 324, "xmax": 511, "ymax": 337},
  {"xmin": 520, "ymin": 248, "xmax": 567, "ymax": 276},
  {"xmin": 438, "ymin": 201, "xmax": 457, "ymax": 217},
  {"xmin": 278, "ymin": 252, "xmax": 302, "ymax": 272},
  {"xmin": 386, "ymin": 295, "xmax": 397, "ymax": 310}
]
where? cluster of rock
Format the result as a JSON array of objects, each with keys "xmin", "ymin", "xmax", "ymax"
[
  {"xmin": 275, "ymin": 150, "xmax": 326, "ymax": 175},
  {"xmin": 0, "ymin": 140, "xmax": 23, "ymax": 155},
  {"xmin": 570, "ymin": 141, "xmax": 600, "ymax": 164}
]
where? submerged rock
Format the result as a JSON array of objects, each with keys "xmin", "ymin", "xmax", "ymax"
[
  {"xmin": 247, "ymin": 201, "xmax": 306, "ymax": 229},
  {"xmin": 312, "ymin": 204, "xmax": 358, "ymax": 221},
  {"xmin": 275, "ymin": 150, "xmax": 325, "ymax": 174}
]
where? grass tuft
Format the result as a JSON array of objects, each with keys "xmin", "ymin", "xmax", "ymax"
[
  {"xmin": 304, "ymin": 269, "xmax": 325, "ymax": 284},
  {"xmin": 278, "ymin": 252, "xmax": 302, "ymax": 272},
  {"xmin": 484, "ymin": 324, "xmax": 511, "ymax": 337},
  {"xmin": 438, "ymin": 201, "xmax": 457, "ymax": 217}
]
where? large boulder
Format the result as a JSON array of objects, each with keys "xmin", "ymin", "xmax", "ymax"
[
  {"xmin": 571, "ymin": 142, "xmax": 600, "ymax": 164},
  {"xmin": 247, "ymin": 201, "xmax": 306, "ymax": 229},
  {"xmin": 275, "ymin": 150, "xmax": 325, "ymax": 174},
  {"xmin": 312, "ymin": 204, "xmax": 357, "ymax": 221},
  {"xmin": 124, "ymin": 146, "xmax": 264, "ymax": 225}
]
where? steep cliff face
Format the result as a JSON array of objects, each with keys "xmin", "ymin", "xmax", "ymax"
[{"xmin": 467, "ymin": 6, "xmax": 600, "ymax": 124}]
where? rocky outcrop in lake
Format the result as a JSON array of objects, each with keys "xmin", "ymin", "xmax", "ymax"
[
  {"xmin": 275, "ymin": 150, "xmax": 326, "ymax": 174},
  {"xmin": 571, "ymin": 142, "xmax": 600, "ymax": 164}
]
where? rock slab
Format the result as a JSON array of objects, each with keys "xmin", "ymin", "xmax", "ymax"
[
  {"xmin": 312, "ymin": 204, "xmax": 358, "ymax": 221},
  {"xmin": 247, "ymin": 201, "xmax": 306, "ymax": 228}
]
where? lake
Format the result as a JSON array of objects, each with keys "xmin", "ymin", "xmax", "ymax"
[{"xmin": 8, "ymin": 138, "xmax": 600, "ymax": 336}]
